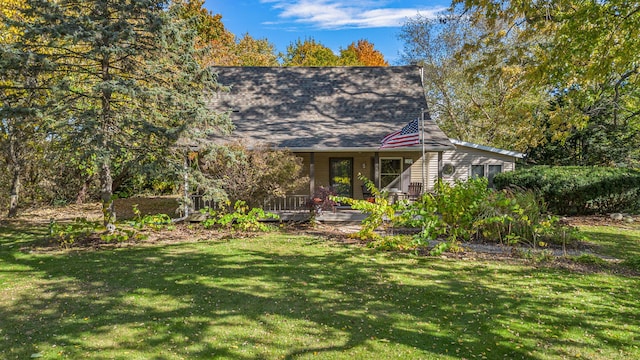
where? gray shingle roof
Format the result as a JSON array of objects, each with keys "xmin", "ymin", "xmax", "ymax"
[{"xmin": 207, "ymin": 66, "xmax": 454, "ymax": 151}]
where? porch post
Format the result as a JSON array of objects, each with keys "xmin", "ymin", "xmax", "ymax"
[
  {"xmin": 374, "ymin": 152, "xmax": 380, "ymax": 188},
  {"xmin": 309, "ymin": 152, "xmax": 315, "ymax": 195}
]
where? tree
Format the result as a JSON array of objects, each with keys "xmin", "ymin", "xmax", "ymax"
[
  {"xmin": 175, "ymin": 1, "xmax": 278, "ymax": 66},
  {"xmin": 399, "ymin": 13, "xmax": 548, "ymax": 152},
  {"xmin": 1, "ymin": 0, "xmax": 53, "ymax": 217},
  {"xmin": 13, "ymin": 0, "xmax": 224, "ymax": 228},
  {"xmin": 340, "ymin": 39, "xmax": 389, "ymax": 66},
  {"xmin": 452, "ymin": 0, "xmax": 640, "ymax": 153},
  {"xmin": 230, "ymin": 33, "xmax": 279, "ymax": 66},
  {"xmin": 282, "ymin": 38, "xmax": 339, "ymax": 66}
]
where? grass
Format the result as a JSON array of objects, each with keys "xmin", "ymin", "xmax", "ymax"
[
  {"xmin": 578, "ymin": 225, "xmax": 640, "ymax": 260},
  {"xmin": 1, "ymin": 224, "xmax": 639, "ymax": 359}
]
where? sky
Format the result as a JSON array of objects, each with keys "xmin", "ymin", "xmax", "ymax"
[{"xmin": 203, "ymin": 0, "xmax": 450, "ymax": 65}]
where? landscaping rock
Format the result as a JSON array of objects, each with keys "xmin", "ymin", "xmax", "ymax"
[{"xmin": 610, "ymin": 213, "xmax": 624, "ymax": 221}]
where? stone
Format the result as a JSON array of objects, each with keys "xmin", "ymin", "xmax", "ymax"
[{"xmin": 610, "ymin": 213, "xmax": 624, "ymax": 221}]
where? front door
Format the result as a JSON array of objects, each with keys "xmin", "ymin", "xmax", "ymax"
[{"xmin": 329, "ymin": 158, "xmax": 353, "ymax": 197}]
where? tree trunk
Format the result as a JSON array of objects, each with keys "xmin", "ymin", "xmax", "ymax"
[
  {"xmin": 76, "ymin": 175, "xmax": 93, "ymax": 204},
  {"xmin": 76, "ymin": 180, "xmax": 88, "ymax": 204},
  {"xmin": 8, "ymin": 166, "xmax": 20, "ymax": 218},
  {"xmin": 100, "ymin": 160, "xmax": 116, "ymax": 229},
  {"xmin": 7, "ymin": 136, "xmax": 21, "ymax": 218}
]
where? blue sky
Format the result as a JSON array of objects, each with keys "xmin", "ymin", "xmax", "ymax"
[{"xmin": 203, "ymin": 1, "xmax": 450, "ymax": 64}]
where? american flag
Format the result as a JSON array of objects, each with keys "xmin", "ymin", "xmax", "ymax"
[{"xmin": 380, "ymin": 119, "xmax": 421, "ymax": 149}]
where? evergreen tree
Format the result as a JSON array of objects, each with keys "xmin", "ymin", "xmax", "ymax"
[
  {"xmin": 13, "ymin": 0, "xmax": 225, "ymax": 228},
  {"xmin": 1, "ymin": 0, "xmax": 53, "ymax": 217}
]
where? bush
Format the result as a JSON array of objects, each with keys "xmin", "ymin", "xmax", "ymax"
[
  {"xmin": 197, "ymin": 143, "xmax": 308, "ymax": 208},
  {"xmin": 344, "ymin": 177, "xmax": 583, "ymax": 254},
  {"xmin": 49, "ymin": 218, "xmax": 100, "ymax": 248},
  {"xmin": 494, "ymin": 166, "xmax": 640, "ymax": 215},
  {"xmin": 332, "ymin": 177, "xmax": 399, "ymax": 240},
  {"xmin": 200, "ymin": 200, "xmax": 279, "ymax": 232},
  {"xmin": 432, "ymin": 178, "xmax": 491, "ymax": 242}
]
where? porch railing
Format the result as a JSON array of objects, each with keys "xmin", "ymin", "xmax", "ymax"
[
  {"xmin": 191, "ymin": 192, "xmax": 416, "ymax": 213},
  {"xmin": 262, "ymin": 195, "xmax": 309, "ymax": 212},
  {"xmin": 190, "ymin": 195, "xmax": 310, "ymax": 213}
]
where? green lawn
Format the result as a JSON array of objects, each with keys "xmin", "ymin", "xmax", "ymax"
[{"xmin": 1, "ymin": 224, "xmax": 639, "ymax": 359}]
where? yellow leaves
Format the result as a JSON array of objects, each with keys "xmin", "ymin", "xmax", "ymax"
[
  {"xmin": 345, "ymin": 39, "xmax": 389, "ymax": 67},
  {"xmin": 0, "ymin": 0, "xmax": 28, "ymax": 43}
]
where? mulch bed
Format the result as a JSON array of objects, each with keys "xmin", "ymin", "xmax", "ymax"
[{"xmin": 3, "ymin": 199, "xmax": 638, "ymax": 276}]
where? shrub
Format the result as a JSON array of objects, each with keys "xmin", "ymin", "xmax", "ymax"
[
  {"xmin": 494, "ymin": 166, "xmax": 640, "ymax": 215},
  {"xmin": 129, "ymin": 204, "xmax": 174, "ymax": 231},
  {"xmin": 432, "ymin": 178, "xmax": 491, "ymax": 242},
  {"xmin": 49, "ymin": 218, "xmax": 100, "ymax": 248},
  {"xmin": 395, "ymin": 191, "xmax": 441, "ymax": 243},
  {"xmin": 197, "ymin": 143, "xmax": 309, "ymax": 208},
  {"xmin": 474, "ymin": 189, "xmax": 582, "ymax": 247},
  {"xmin": 332, "ymin": 176, "xmax": 402, "ymax": 240},
  {"xmin": 308, "ymin": 186, "xmax": 338, "ymax": 218},
  {"xmin": 200, "ymin": 200, "xmax": 279, "ymax": 232}
]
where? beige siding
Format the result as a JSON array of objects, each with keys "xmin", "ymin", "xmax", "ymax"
[{"xmin": 410, "ymin": 146, "xmax": 518, "ymax": 191}]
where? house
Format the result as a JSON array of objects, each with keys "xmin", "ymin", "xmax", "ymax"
[{"xmin": 206, "ymin": 66, "xmax": 522, "ymax": 208}]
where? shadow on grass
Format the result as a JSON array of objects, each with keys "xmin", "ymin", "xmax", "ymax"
[
  {"xmin": 579, "ymin": 226, "xmax": 640, "ymax": 260},
  {"xmin": 1, "ymin": 228, "xmax": 639, "ymax": 359}
]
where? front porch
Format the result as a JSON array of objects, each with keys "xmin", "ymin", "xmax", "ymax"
[{"xmin": 191, "ymin": 194, "xmax": 408, "ymax": 223}]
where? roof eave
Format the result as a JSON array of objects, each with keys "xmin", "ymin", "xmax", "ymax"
[
  {"xmin": 449, "ymin": 139, "xmax": 525, "ymax": 158},
  {"xmin": 257, "ymin": 145, "xmax": 456, "ymax": 152}
]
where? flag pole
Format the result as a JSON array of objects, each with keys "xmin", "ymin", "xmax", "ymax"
[{"xmin": 421, "ymin": 109, "xmax": 426, "ymax": 194}]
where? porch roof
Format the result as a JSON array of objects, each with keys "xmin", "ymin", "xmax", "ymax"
[{"xmin": 206, "ymin": 66, "xmax": 454, "ymax": 152}]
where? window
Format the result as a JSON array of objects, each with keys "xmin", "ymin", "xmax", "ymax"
[
  {"xmin": 487, "ymin": 164, "xmax": 503, "ymax": 187},
  {"xmin": 471, "ymin": 164, "xmax": 503, "ymax": 187},
  {"xmin": 471, "ymin": 165, "xmax": 485, "ymax": 178},
  {"xmin": 380, "ymin": 158, "xmax": 402, "ymax": 189},
  {"xmin": 442, "ymin": 163, "xmax": 455, "ymax": 176},
  {"xmin": 329, "ymin": 158, "xmax": 353, "ymax": 197}
]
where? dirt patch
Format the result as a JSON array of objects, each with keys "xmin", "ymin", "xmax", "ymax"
[{"xmin": 6, "ymin": 196, "xmax": 180, "ymax": 225}]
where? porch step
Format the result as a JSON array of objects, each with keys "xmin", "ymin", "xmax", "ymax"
[{"xmin": 316, "ymin": 210, "xmax": 367, "ymax": 223}]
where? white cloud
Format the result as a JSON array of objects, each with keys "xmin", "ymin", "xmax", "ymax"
[{"xmin": 259, "ymin": 0, "xmax": 448, "ymax": 29}]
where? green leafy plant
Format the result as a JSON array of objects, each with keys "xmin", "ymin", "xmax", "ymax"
[
  {"xmin": 395, "ymin": 192, "xmax": 442, "ymax": 245},
  {"xmin": 331, "ymin": 176, "xmax": 402, "ymax": 240},
  {"xmin": 129, "ymin": 205, "xmax": 174, "ymax": 231},
  {"xmin": 200, "ymin": 200, "xmax": 279, "ymax": 232},
  {"xmin": 474, "ymin": 189, "xmax": 583, "ymax": 248},
  {"xmin": 49, "ymin": 218, "xmax": 100, "ymax": 248},
  {"xmin": 100, "ymin": 228, "xmax": 142, "ymax": 243},
  {"xmin": 367, "ymin": 235, "xmax": 415, "ymax": 251},
  {"xmin": 433, "ymin": 178, "xmax": 491, "ymax": 242}
]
